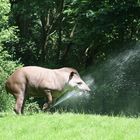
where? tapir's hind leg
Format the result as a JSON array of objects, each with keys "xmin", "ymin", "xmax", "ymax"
[
  {"xmin": 42, "ymin": 90, "xmax": 52, "ymax": 111},
  {"xmin": 14, "ymin": 93, "xmax": 25, "ymax": 114},
  {"xmin": 13, "ymin": 84, "xmax": 26, "ymax": 115}
]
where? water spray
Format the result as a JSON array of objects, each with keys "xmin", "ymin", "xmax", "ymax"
[{"xmin": 50, "ymin": 76, "xmax": 95, "ymax": 109}]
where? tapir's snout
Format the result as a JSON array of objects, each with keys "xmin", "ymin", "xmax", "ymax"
[
  {"xmin": 80, "ymin": 82, "xmax": 91, "ymax": 92},
  {"xmin": 85, "ymin": 86, "xmax": 91, "ymax": 92}
]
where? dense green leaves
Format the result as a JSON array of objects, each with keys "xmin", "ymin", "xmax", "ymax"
[
  {"xmin": 0, "ymin": 46, "xmax": 21, "ymax": 111},
  {"xmin": 0, "ymin": 0, "xmax": 18, "ymax": 45},
  {"xmin": 0, "ymin": 0, "xmax": 21, "ymax": 111},
  {"xmin": 8, "ymin": 0, "xmax": 140, "ymax": 68}
]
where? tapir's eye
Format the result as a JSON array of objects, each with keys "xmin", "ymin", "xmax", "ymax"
[{"xmin": 77, "ymin": 82, "xmax": 82, "ymax": 85}]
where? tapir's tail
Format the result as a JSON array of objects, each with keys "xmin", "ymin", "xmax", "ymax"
[{"xmin": 5, "ymin": 81, "xmax": 9, "ymax": 94}]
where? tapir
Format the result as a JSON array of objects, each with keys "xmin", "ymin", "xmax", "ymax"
[{"xmin": 5, "ymin": 66, "xmax": 90, "ymax": 114}]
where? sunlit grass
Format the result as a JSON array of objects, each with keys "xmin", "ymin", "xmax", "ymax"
[{"xmin": 0, "ymin": 113, "xmax": 140, "ymax": 140}]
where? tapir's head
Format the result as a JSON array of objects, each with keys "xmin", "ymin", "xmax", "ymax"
[{"xmin": 68, "ymin": 71, "xmax": 91, "ymax": 92}]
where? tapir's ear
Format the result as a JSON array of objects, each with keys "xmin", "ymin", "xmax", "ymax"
[{"xmin": 69, "ymin": 71, "xmax": 75, "ymax": 81}]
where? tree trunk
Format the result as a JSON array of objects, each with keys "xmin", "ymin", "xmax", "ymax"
[{"xmin": 56, "ymin": 0, "xmax": 64, "ymax": 63}]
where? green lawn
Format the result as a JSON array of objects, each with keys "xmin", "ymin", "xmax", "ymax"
[{"xmin": 0, "ymin": 113, "xmax": 140, "ymax": 140}]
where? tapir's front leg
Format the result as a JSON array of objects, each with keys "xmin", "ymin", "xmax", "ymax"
[{"xmin": 43, "ymin": 90, "xmax": 52, "ymax": 111}]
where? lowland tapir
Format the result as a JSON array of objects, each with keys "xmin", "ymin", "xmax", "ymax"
[{"xmin": 5, "ymin": 66, "xmax": 90, "ymax": 114}]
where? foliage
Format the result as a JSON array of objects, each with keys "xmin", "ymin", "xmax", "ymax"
[
  {"xmin": 0, "ymin": 0, "xmax": 19, "ymax": 46},
  {"xmin": 0, "ymin": 46, "xmax": 21, "ymax": 111},
  {"xmin": 24, "ymin": 97, "xmax": 41, "ymax": 114},
  {"xmin": 8, "ymin": 0, "xmax": 140, "ymax": 68},
  {"xmin": 0, "ymin": 0, "xmax": 21, "ymax": 111}
]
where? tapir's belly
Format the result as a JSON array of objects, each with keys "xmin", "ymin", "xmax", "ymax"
[
  {"xmin": 26, "ymin": 86, "xmax": 45, "ymax": 97},
  {"xmin": 26, "ymin": 85, "xmax": 64, "ymax": 99}
]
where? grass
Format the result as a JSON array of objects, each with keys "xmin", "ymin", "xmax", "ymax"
[{"xmin": 0, "ymin": 113, "xmax": 140, "ymax": 140}]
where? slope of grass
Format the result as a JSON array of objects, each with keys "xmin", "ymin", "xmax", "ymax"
[{"xmin": 0, "ymin": 113, "xmax": 140, "ymax": 140}]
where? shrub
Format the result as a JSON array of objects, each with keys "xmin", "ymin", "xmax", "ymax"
[
  {"xmin": 0, "ymin": 46, "xmax": 22, "ymax": 112},
  {"xmin": 0, "ymin": 0, "xmax": 22, "ymax": 112},
  {"xmin": 24, "ymin": 97, "xmax": 41, "ymax": 114}
]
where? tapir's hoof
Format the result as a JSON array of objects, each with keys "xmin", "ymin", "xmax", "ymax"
[
  {"xmin": 42, "ymin": 103, "xmax": 49, "ymax": 111},
  {"xmin": 14, "ymin": 109, "xmax": 21, "ymax": 115},
  {"xmin": 43, "ymin": 103, "xmax": 53, "ymax": 112},
  {"xmin": 43, "ymin": 103, "xmax": 48, "ymax": 110}
]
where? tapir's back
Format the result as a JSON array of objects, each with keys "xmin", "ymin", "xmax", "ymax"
[
  {"xmin": 7, "ymin": 66, "xmax": 54, "ymax": 87},
  {"xmin": 23, "ymin": 66, "xmax": 58, "ymax": 89},
  {"xmin": 6, "ymin": 66, "xmax": 43, "ymax": 84},
  {"xmin": 6, "ymin": 66, "xmax": 66, "ymax": 94}
]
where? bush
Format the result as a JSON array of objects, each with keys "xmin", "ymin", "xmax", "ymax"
[
  {"xmin": 0, "ymin": 0, "xmax": 22, "ymax": 112},
  {"xmin": 24, "ymin": 97, "xmax": 41, "ymax": 114},
  {"xmin": 0, "ymin": 46, "xmax": 22, "ymax": 112}
]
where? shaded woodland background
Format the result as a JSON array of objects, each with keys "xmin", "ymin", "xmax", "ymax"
[
  {"xmin": 0, "ymin": 0, "xmax": 140, "ymax": 115},
  {"xmin": 6, "ymin": 0, "xmax": 140, "ymax": 68}
]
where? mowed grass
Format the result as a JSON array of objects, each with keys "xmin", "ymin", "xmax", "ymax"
[{"xmin": 0, "ymin": 113, "xmax": 140, "ymax": 140}]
